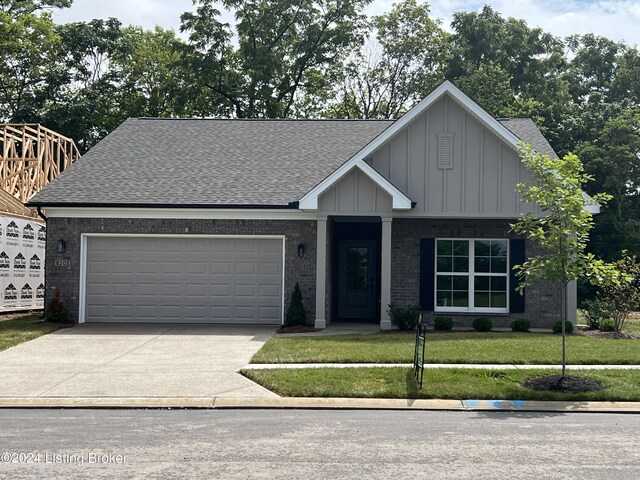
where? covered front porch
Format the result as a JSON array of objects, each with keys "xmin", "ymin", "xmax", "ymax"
[{"xmin": 314, "ymin": 215, "xmax": 393, "ymax": 330}]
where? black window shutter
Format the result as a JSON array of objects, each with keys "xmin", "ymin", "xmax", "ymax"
[
  {"xmin": 509, "ymin": 239, "xmax": 526, "ymax": 313},
  {"xmin": 419, "ymin": 238, "xmax": 435, "ymax": 311}
]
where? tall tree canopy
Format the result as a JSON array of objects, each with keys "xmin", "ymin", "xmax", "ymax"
[
  {"xmin": 180, "ymin": 0, "xmax": 372, "ymax": 118},
  {"xmin": 323, "ymin": 0, "xmax": 448, "ymax": 119}
]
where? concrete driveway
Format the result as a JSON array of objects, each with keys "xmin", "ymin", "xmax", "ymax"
[{"xmin": 0, "ymin": 324, "xmax": 278, "ymax": 398}]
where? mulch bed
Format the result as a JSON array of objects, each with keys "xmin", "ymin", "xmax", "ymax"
[
  {"xmin": 0, "ymin": 310, "xmax": 44, "ymax": 322},
  {"xmin": 577, "ymin": 329, "xmax": 640, "ymax": 340},
  {"xmin": 276, "ymin": 326, "xmax": 323, "ymax": 334},
  {"xmin": 522, "ymin": 375, "xmax": 605, "ymax": 393}
]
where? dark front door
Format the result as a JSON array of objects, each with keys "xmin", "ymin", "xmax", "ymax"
[{"xmin": 338, "ymin": 240, "xmax": 377, "ymax": 319}]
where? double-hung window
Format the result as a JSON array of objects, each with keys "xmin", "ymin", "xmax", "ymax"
[{"xmin": 435, "ymin": 239, "xmax": 509, "ymax": 313}]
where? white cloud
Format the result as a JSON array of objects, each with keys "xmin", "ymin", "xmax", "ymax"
[
  {"xmin": 52, "ymin": 0, "xmax": 640, "ymax": 46},
  {"xmin": 52, "ymin": 0, "xmax": 193, "ymax": 32}
]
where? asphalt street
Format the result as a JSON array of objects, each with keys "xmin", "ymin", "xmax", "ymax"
[{"xmin": 0, "ymin": 409, "xmax": 638, "ymax": 479}]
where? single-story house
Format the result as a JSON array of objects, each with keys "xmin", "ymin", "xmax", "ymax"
[{"xmin": 29, "ymin": 81, "xmax": 584, "ymax": 329}]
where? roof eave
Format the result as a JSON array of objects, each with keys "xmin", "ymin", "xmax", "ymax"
[{"xmin": 26, "ymin": 201, "xmax": 300, "ymax": 210}]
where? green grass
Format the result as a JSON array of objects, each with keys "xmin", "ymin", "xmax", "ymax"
[
  {"xmin": 625, "ymin": 317, "xmax": 640, "ymax": 334},
  {"xmin": 251, "ymin": 331, "xmax": 640, "ymax": 365},
  {"xmin": 0, "ymin": 315, "xmax": 60, "ymax": 352},
  {"xmin": 242, "ymin": 367, "xmax": 640, "ymax": 401}
]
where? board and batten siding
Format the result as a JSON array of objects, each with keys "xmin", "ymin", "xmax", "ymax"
[
  {"xmin": 366, "ymin": 94, "xmax": 539, "ymax": 217},
  {"xmin": 318, "ymin": 168, "xmax": 393, "ymax": 215}
]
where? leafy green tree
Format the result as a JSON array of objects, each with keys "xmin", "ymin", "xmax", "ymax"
[
  {"xmin": 0, "ymin": 0, "xmax": 71, "ymax": 16},
  {"xmin": 447, "ymin": 6, "xmax": 569, "ymax": 146},
  {"xmin": 0, "ymin": 6, "xmax": 65, "ymax": 121},
  {"xmin": 576, "ymin": 109, "xmax": 640, "ymax": 261},
  {"xmin": 511, "ymin": 143, "xmax": 618, "ymax": 378},
  {"xmin": 599, "ymin": 251, "xmax": 640, "ymax": 334},
  {"xmin": 43, "ymin": 20, "xmax": 194, "ymax": 150},
  {"xmin": 181, "ymin": 0, "xmax": 372, "ymax": 118},
  {"xmin": 324, "ymin": 0, "xmax": 448, "ymax": 119}
]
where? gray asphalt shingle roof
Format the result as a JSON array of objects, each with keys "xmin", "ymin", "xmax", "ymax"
[
  {"xmin": 30, "ymin": 118, "xmax": 394, "ymax": 207},
  {"xmin": 29, "ymin": 116, "xmax": 555, "ymax": 207},
  {"xmin": 498, "ymin": 118, "xmax": 558, "ymax": 159}
]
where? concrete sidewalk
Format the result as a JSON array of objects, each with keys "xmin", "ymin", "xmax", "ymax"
[{"xmin": 245, "ymin": 363, "xmax": 640, "ymax": 370}]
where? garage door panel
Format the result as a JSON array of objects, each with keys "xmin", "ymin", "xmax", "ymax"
[
  {"xmin": 234, "ymin": 306, "xmax": 257, "ymax": 319},
  {"xmin": 234, "ymin": 263, "xmax": 256, "ymax": 275},
  {"xmin": 259, "ymin": 263, "xmax": 280, "ymax": 275},
  {"xmin": 235, "ymin": 284, "xmax": 256, "ymax": 297},
  {"xmin": 87, "ymin": 282, "xmax": 110, "ymax": 296},
  {"xmin": 137, "ymin": 283, "xmax": 159, "ymax": 296},
  {"xmin": 185, "ymin": 262, "xmax": 206, "ymax": 275},
  {"xmin": 160, "ymin": 261, "xmax": 183, "ymax": 274},
  {"xmin": 259, "ymin": 306, "xmax": 280, "ymax": 321},
  {"xmin": 211, "ymin": 239, "xmax": 233, "ymax": 253},
  {"xmin": 85, "ymin": 237, "xmax": 283, "ymax": 324},
  {"xmin": 259, "ymin": 284, "xmax": 281, "ymax": 297},
  {"xmin": 210, "ymin": 262, "xmax": 232, "ymax": 274},
  {"xmin": 87, "ymin": 304, "xmax": 109, "ymax": 320},
  {"xmin": 137, "ymin": 261, "xmax": 159, "ymax": 274},
  {"xmin": 210, "ymin": 284, "xmax": 231, "ymax": 297}
]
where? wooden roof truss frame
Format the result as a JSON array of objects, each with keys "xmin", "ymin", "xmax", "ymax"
[{"xmin": 0, "ymin": 123, "xmax": 81, "ymax": 203}]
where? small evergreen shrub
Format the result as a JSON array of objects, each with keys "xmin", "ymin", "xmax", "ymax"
[
  {"xmin": 285, "ymin": 283, "xmax": 307, "ymax": 326},
  {"xmin": 433, "ymin": 316, "xmax": 453, "ymax": 331},
  {"xmin": 599, "ymin": 318, "xmax": 616, "ymax": 332},
  {"xmin": 511, "ymin": 318, "xmax": 530, "ymax": 332},
  {"xmin": 45, "ymin": 287, "xmax": 69, "ymax": 323},
  {"xmin": 472, "ymin": 316, "xmax": 493, "ymax": 332},
  {"xmin": 387, "ymin": 304, "xmax": 420, "ymax": 331},
  {"xmin": 581, "ymin": 299, "xmax": 609, "ymax": 330},
  {"xmin": 552, "ymin": 320, "xmax": 574, "ymax": 334}
]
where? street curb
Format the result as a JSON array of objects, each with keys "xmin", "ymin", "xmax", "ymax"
[{"xmin": 0, "ymin": 397, "xmax": 639, "ymax": 413}]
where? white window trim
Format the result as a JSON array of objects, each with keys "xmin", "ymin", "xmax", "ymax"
[{"xmin": 434, "ymin": 238, "xmax": 510, "ymax": 314}]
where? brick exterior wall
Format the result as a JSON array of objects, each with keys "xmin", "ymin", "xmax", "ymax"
[
  {"xmin": 46, "ymin": 215, "xmax": 561, "ymax": 328},
  {"xmin": 45, "ymin": 218, "xmax": 317, "ymax": 324},
  {"xmin": 391, "ymin": 218, "xmax": 561, "ymax": 328}
]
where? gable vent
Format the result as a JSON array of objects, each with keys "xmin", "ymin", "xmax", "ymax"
[{"xmin": 437, "ymin": 133, "xmax": 454, "ymax": 170}]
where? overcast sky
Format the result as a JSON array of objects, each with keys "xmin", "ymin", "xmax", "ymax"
[{"xmin": 52, "ymin": 0, "xmax": 640, "ymax": 46}]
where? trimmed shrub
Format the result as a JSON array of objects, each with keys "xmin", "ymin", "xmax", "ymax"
[
  {"xmin": 387, "ymin": 304, "xmax": 420, "ymax": 331},
  {"xmin": 581, "ymin": 299, "xmax": 609, "ymax": 330},
  {"xmin": 472, "ymin": 317, "xmax": 493, "ymax": 332},
  {"xmin": 434, "ymin": 316, "xmax": 453, "ymax": 331},
  {"xmin": 599, "ymin": 318, "xmax": 616, "ymax": 332},
  {"xmin": 285, "ymin": 283, "xmax": 307, "ymax": 326},
  {"xmin": 511, "ymin": 318, "xmax": 530, "ymax": 332},
  {"xmin": 552, "ymin": 320, "xmax": 574, "ymax": 334},
  {"xmin": 45, "ymin": 287, "xmax": 69, "ymax": 323}
]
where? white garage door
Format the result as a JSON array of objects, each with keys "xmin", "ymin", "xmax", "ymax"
[{"xmin": 83, "ymin": 236, "xmax": 283, "ymax": 324}]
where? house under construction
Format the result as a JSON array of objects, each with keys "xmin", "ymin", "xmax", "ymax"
[{"xmin": 0, "ymin": 123, "xmax": 81, "ymax": 312}]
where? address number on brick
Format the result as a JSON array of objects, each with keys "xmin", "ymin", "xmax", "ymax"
[{"xmin": 55, "ymin": 260, "xmax": 72, "ymax": 267}]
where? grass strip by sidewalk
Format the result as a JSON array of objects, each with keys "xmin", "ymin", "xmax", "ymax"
[
  {"xmin": 0, "ymin": 315, "xmax": 60, "ymax": 352},
  {"xmin": 251, "ymin": 332, "xmax": 640, "ymax": 365},
  {"xmin": 242, "ymin": 367, "xmax": 640, "ymax": 402}
]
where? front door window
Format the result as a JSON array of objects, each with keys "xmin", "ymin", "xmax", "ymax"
[{"xmin": 338, "ymin": 240, "xmax": 377, "ymax": 318}]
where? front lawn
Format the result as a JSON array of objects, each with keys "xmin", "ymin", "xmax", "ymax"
[
  {"xmin": 242, "ymin": 367, "xmax": 640, "ymax": 401},
  {"xmin": 0, "ymin": 315, "xmax": 61, "ymax": 352},
  {"xmin": 251, "ymin": 331, "xmax": 640, "ymax": 365}
]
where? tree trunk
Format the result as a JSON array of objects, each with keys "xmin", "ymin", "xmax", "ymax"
[{"xmin": 561, "ymin": 280, "xmax": 566, "ymax": 378}]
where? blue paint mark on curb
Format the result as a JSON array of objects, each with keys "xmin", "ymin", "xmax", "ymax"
[{"xmin": 463, "ymin": 399, "xmax": 527, "ymax": 410}]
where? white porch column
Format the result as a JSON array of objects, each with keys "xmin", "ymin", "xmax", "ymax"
[
  {"xmin": 315, "ymin": 216, "xmax": 327, "ymax": 329},
  {"xmin": 380, "ymin": 217, "xmax": 393, "ymax": 330}
]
